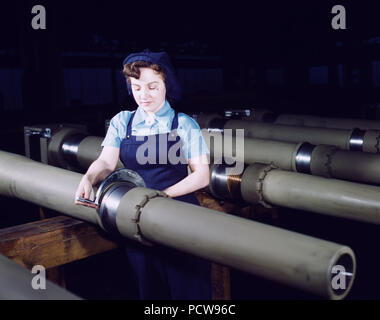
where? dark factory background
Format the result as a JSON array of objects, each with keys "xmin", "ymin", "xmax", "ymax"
[{"xmin": 1, "ymin": 1, "xmax": 380, "ymax": 300}]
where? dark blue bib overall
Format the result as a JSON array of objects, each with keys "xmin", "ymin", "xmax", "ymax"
[{"xmin": 120, "ymin": 110, "xmax": 211, "ymax": 300}]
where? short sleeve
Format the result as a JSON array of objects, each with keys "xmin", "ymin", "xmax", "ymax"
[
  {"xmin": 178, "ymin": 114, "xmax": 210, "ymax": 160},
  {"xmin": 101, "ymin": 111, "xmax": 130, "ymax": 148}
]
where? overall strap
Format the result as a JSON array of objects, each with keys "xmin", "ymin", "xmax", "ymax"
[
  {"xmin": 126, "ymin": 111, "xmax": 137, "ymax": 136},
  {"xmin": 171, "ymin": 111, "xmax": 179, "ymax": 131}
]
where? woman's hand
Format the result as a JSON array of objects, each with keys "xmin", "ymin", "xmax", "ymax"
[
  {"xmin": 74, "ymin": 146, "xmax": 120, "ymax": 208},
  {"xmin": 162, "ymin": 154, "xmax": 209, "ymax": 198},
  {"xmin": 74, "ymin": 175, "xmax": 97, "ymax": 208}
]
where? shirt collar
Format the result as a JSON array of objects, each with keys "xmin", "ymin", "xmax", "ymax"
[{"xmin": 133, "ymin": 100, "xmax": 174, "ymax": 128}]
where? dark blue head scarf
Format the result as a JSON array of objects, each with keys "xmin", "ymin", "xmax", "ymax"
[{"xmin": 122, "ymin": 49, "xmax": 182, "ymax": 101}]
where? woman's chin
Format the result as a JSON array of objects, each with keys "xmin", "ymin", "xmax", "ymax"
[{"xmin": 140, "ymin": 104, "xmax": 160, "ymax": 113}]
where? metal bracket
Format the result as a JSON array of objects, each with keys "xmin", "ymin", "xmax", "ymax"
[
  {"xmin": 256, "ymin": 163, "xmax": 277, "ymax": 208},
  {"xmin": 295, "ymin": 142, "xmax": 316, "ymax": 174},
  {"xmin": 95, "ymin": 168, "xmax": 146, "ymax": 235},
  {"xmin": 375, "ymin": 131, "xmax": 380, "ymax": 154},
  {"xmin": 349, "ymin": 128, "xmax": 366, "ymax": 152},
  {"xmin": 133, "ymin": 191, "xmax": 169, "ymax": 246},
  {"xmin": 95, "ymin": 168, "xmax": 146, "ymax": 207}
]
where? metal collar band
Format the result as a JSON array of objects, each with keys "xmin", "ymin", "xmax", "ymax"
[
  {"xmin": 295, "ymin": 142, "xmax": 316, "ymax": 174},
  {"xmin": 210, "ymin": 164, "xmax": 230, "ymax": 199},
  {"xmin": 95, "ymin": 168, "xmax": 146, "ymax": 206},
  {"xmin": 210, "ymin": 163, "xmax": 244, "ymax": 201},
  {"xmin": 61, "ymin": 133, "xmax": 87, "ymax": 170},
  {"xmin": 349, "ymin": 128, "xmax": 366, "ymax": 152},
  {"xmin": 98, "ymin": 182, "xmax": 135, "ymax": 235},
  {"xmin": 96, "ymin": 168, "xmax": 146, "ymax": 235}
]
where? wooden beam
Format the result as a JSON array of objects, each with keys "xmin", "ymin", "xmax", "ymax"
[{"xmin": 0, "ymin": 215, "xmax": 118, "ymax": 270}]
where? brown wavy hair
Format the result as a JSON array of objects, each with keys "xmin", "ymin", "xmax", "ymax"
[{"xmin": 122, "ymin": 61, "xmax": 166, "ymax": 86}]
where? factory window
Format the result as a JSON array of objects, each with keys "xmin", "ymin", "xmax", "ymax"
[
  {"xmin": 368, "ymin": 37, "xmax": 380, "ymax": 45},
  {"xmin": 351, "ymin": 67, "xmax": 360, "ymax": 86},
  {"xmin": 0, "ymin": 69, "xmax": 23, "ymax": 110},
  {"xmin": 309, "ymin": 66, "xmax": 328, "ymax": 85},
  {"xmin": 64, "ymin": 68, "xmax": 113, "ymax": 106},
  {"xmin": 176, "ymin": 68, "xmax": 223, "ymax": 94},
  {"xmin": 372, "ymin": 61, "xmax": 380, "ymax": 88}
]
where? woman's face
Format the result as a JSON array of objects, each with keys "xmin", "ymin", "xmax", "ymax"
[{"xmin": 130, "ymin": 67, "xmax": 166, "ymax": 114}]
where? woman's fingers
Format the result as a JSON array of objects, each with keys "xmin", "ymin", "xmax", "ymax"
[
  {"xmin": 75, "ymin": 197, "xmax": 99, "ymax": 209},
  {"xmin": 74, "ymin": 176, "xmax": 98, "ymax": 208},
  {"xmin": 83, "ymin": 186, "xmax": 90, "ymax": 199}
]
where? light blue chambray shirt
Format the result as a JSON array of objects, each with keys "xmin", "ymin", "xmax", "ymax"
[{"xmin": 101, "ymin": 100, "xmax": 209, "ymax": 160}]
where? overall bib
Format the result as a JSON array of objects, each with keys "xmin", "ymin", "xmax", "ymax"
[{"xmin": 120, "ymin": 110, "xmax": 211, "ymax": 299}]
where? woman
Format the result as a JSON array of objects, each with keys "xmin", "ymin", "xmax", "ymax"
[{"xmin": 75, "ymin": 49, "xmax": 211, "ymax": 299}]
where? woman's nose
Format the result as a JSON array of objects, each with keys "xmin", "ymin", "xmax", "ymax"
[{"xmin": 140, "ymin": 88, "xmax": 150, "ymax": 99}]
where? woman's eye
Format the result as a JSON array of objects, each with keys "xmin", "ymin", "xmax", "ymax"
[{"xmin": 149, "ymin": 86, "xmax": 157, "ymax": 90}]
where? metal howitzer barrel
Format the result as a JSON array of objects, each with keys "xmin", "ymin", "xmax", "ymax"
[
  {"xmin": 34, "ymin": 126, "xmax": 380, "ymax": 186},
  {"xmin": 274, "ymin": 114, "xmax": 380, "ymax": 131},
  {"xmin": 202, "ymin": 130, "xmax": 380, "ymax": 186},
  {"xmin": 211, "ymin": 108, "xmax": 380, "ymax": 130},
  {"xmin": 0, "ymin": 150, "xmax": 356, "ymax": 299},
  {"xmin": 196, "ymin": 113, "xmax": 380, "ymax": 154},
  {"xmin": 210, "ymin": 162, "xmax": 380, "ymax": 226},
  {"xmin": 34, "ymin": 127, "xmax": 380, "ymax": 225}
]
